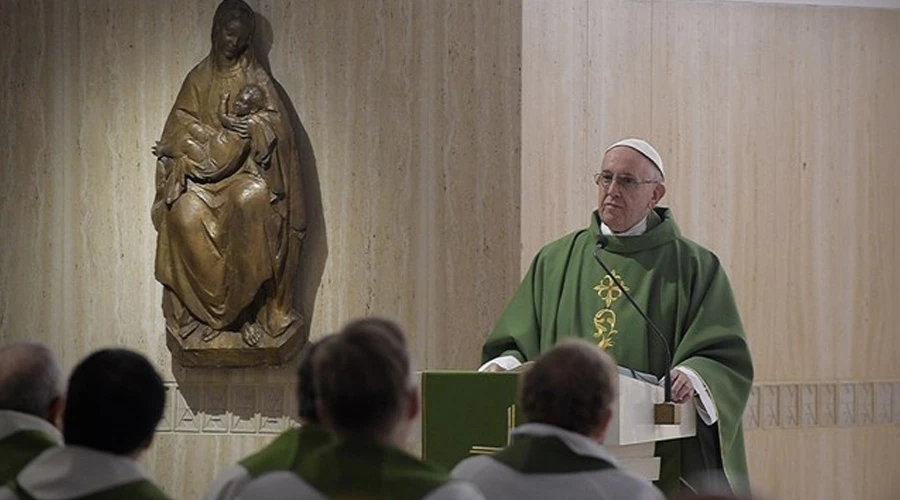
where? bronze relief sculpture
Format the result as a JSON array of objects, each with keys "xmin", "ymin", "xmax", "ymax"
[{"xmin": 152, "ymin": 0, "xmax": 305, "ymax": 367}]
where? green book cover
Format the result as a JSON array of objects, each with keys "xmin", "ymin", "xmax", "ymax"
[{"xmin": 421, "ymin": 371, "xmax": 521, "ymax": 469}]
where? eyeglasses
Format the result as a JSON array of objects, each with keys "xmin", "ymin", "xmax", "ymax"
[{"xmin": 593, "ymin": 171, "xmax": 661, "ymax": 190}]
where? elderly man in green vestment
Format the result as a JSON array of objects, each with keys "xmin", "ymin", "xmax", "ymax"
[
  {"xmin": 481, "ymin": 138, "xmax": 754, "ymax": 496},
  {"xmin": 0, "ymin": 349, "xmax": 172, "ymax": 500},
  {"xmin": 0, "ymin": 343, "xmax": 65, "ymax": 485}
]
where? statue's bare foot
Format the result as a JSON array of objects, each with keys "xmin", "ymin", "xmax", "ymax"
[
  {"xmin": 242, "ymin": 322, "xmax": 263, "ymax": 347},
  {"xmin": 200, "ymin": 324, "xmax": 221, "ymax": 342},
  {"xmin": 175, "ymin": 320, "xmax": 200, "ymax": 340}
]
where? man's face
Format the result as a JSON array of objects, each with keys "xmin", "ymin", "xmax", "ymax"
[
  {"xmin": 597, "ymin": 147, "xmax": 666, "ymax": 232},
  {"xmin": 215, "ymin": 19, "xmax": 252, "ymax": 61}
]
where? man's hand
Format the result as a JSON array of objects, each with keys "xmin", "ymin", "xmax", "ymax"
[{"xmin": 671, "ymin": 370, "xmax": 695, "ymax": 403}]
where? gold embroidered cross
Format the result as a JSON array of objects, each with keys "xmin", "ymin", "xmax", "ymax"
[{"xmin": 593, "ymin": 271, "xmax": 629, "ymax": 308}]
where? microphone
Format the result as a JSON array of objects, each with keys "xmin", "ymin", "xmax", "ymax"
[{"xmin": 593, "ymin": 235, "xmax": 674, "ymax": 405}]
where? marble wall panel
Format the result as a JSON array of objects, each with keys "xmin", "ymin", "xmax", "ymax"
[
  {"xmin": 745, "ymin": 426, "xmax": 900, "ymax": 499},
  {"xmin": 521, "ymin": 0, "xmax": 653, "ymax": 268},
  {"xmin": 521, "ymin": 1, "xmax": 900, "ymax": 499},
  {"xmin": 648, "ymin": 0, "xmax": 900, "ymax": 383},
  {"xmin": 0, "ymin": 0, "xmax": 521, "ymax": 497}
]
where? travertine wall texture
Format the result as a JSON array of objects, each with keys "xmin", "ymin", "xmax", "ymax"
[
  {"xmin": 0, "ymin": 0, "xmax": 521, "ymax": 497},
  {"xmin": 522, "ymin": 1, "xmax": 900, "ymax": 499},
  {"xmin": 3, "ymin": 0, "xmax": 900, "ymax": 499}
]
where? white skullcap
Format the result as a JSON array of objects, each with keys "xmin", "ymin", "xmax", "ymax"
[{"xmin": 604, "ymin": 138, "xmax": 665, "ymax": 180}]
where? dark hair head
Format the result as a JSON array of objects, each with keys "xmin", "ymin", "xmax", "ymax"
[
  {"xmin": 63, "ymin": 349, "xmax": 165, "ymax": 455},
  {"xmin": 296, "ymin": 337, "xmax": 334, "ymax": 423},
  {"xmin": 313, "ymin": 317, "xmax": 411, "ymax": 438},
  {"xmin": 519, "ymin": 339, "xmax": 619, "ymax": 436}
]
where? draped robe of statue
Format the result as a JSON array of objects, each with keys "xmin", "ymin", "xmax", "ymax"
[
  {"xmin": 482, "ymin": 207, "xmax": 753, "ymax": 496},
  {"xmin": 152, "ymin": 45, "xmax": 305, "ymax": 343}
]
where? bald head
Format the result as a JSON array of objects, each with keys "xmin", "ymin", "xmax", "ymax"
[
  {"xmin": 520, "ymin": 339, "xmax": 619, "ymax": 438},
  {"xmin": 0, "ymin": 342, "xmax": 64, "ymax": 423}
]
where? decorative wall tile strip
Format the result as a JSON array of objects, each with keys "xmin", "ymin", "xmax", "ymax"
[
  {"xmin": 778, "ymin": 385, "xmax": 798, "ymax": 428},
  {"xmin": 259, "ymin": 385, "xmax": 289, "ymax": 434},
  {"xmin": 229, "ymin": 385, "xmax": 260, "ymax": 434},
  {"xmin": 818, "ymin": 384, "xmax": 837, "ymax": 427},
  {"xmin": 837, "ymin": 383, "xmax": 856, "ymax": 427},
  {"xmin": 874, "ymin": 382, "xmax": 892, "ymax": 424},
  {"xmin": 760, "ymin": 385, "xmax": 779, "ymax": 428},
  {"xmin": 743, "ymin": 387, "xmax": 760, "ymax": 430},
  {"xmin": 155, "ymin": 380, "xmax": 900, "ymax": 435},
  {"xmin": 202, "ymin": 385, "xmax": 228, "ymax": 433},
  {"xmin": 892, "ymin": 382, "xmax": 900, "ymax": 424},
  {"xmin": 799, "ymin": 384, "xmax": 816, "ymax": 427}
]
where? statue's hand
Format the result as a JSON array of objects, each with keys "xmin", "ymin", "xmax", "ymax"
[
  {"xmin": 221, "ymin": 113, "xmax": 250, "ymax": 139},
  {"xmin": 151, "ymin": 141, "xmax": 161, "ymax": 157},
  {"xmin": 218, "ymin": 92, "xmax": 250, "ymax": 139}
]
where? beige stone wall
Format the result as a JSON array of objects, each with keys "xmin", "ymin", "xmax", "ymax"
[
  {"xmin": 0, "ymin": 0, "xmax": 521, "ymax": 497},
  {"xmin": 4, "ymin": 0, "xmax": 900, "ymax": 498},
  {"xmin": 522, "ymin": 0, "xmax": 900, "ymax": 499}
]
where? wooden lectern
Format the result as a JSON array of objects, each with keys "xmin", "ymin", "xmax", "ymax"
[{"xmin": 420, "ymin": 371, "xmax": 695, "ymax": 481}]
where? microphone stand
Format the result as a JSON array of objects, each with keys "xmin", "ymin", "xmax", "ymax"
[{"xmin": 593, "ymin": 241, "xmax": 681, "ymax": 424}]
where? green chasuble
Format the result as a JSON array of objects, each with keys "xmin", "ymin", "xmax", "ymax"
[
  {"xmin": 0, "ymin": 430, "xmax": 58, "ymax": 486},
  {"xmin": 482, "ymin": 207, "xmax": 754, "ymax": 496},
  {"xmin": 6, "ymin": 480, "xmax": 171, "ymax": 500},
  {"xmin": 240, "ymin": 425, "xmax": 332, "ymax": 476},
  {"xmin": 296, "ymin": 438, "xmax": 454, "ymax": 500}
]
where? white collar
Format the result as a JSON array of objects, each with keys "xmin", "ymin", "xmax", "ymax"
[
  {"xmin": 17, "ymin": 446, "xmax": 149, "ymax": 500},
  {"xmin": 600, "ymin": 215, "xmax": 648, "ymax": 237},
  {"xmin": 511, "ymin": 423, "xmax": 618, "ymax": 466},
  {"xmin": 0, "ymin": 410, "xmax": 62, "ymax": 443}
]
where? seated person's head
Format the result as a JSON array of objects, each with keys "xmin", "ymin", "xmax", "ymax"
[
  {"xmin": 313, "ymin": 317, "xmax": 416, "ymax": 446},
  {"xmin": 232, "ymin": 84, "xmax": 266, "ymax": 117},
  {"xmin": 0, "ymin": 342, "xmax": 65, "ymax": 427},
  {"xmin": 520, "ymin": 339, "xmax": 619, "ymax": 442},
  {"xmin": 63, "ymin": 348, "xmax": 165, "ymax": 458},
  {"xmin": 296, "ymin": 337, "xmax": 336, "ymax": 426}
]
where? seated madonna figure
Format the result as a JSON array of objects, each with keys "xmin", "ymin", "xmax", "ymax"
[{"xmin": 151, "ymin": 0, "xmax": 305, "ymax": 349}]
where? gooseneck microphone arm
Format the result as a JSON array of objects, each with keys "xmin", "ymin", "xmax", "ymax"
[{"xmin": 593, "ymin": 234, "xmax": 673, "ymax": 403}]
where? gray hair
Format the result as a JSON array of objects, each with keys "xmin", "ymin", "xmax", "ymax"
[
  {"xmin": 0, "ymin": 342, "xmax": 64, "ymax": 418},
  {"xmin": 520, "ymin": 339, "xmax": 619, "ymax": 436}
]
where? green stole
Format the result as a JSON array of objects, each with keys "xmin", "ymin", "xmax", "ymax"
[
  {"xmin": 7, "ymin": 479, "xmax": 170, "ymax": 500},
  {"xmin": 296, "ymin": 438, "xmax": 453, "ymax": 500},
  {"xmin": 492, "ymin": 435, "xmax": 614, "ymax": 474},
  {"xmin": 0, "ymin": 430, "xmax": 58, "ymax": 486},
  {"xmin": 482, "ymin": 207, "xmax": 753, "ymax": 495},
  {"xmin": 240, "ymin": 425, "xmax": 332, "ymax": 477}
]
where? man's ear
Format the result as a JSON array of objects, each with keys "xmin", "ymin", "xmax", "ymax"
[
  {"xmin": 47, "ymin": 395, "xmax": 65, "ymax": 430},
  {"xmin": 407, "ymin": 389, "xmax": 420, "ymax": 422},
  {"xmin": 651, "ymin": 183, "xmax": 666, "ymax": 207},
  {"xmin": 591, "ymin": 408, "xmax": 614, "ymax": 443}
]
